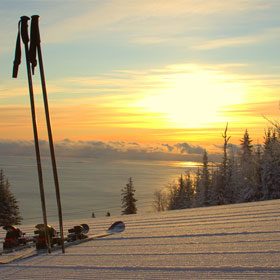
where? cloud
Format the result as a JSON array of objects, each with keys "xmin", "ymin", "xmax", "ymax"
[
  {"xmin": 174, "ymin": 143, "xmax": 205, "ymax": 154},
  {"xmin": 0, "ymin": 139, "xmax": 212, "ymax": 162},
  {"xmin": 1, "ymin": 62, "xmax": 279, "ymax": 144},
  {"xmin": 43, "ymin": 0, "xmax": 275, "ymax": 44},
  {"xmin": 193, "ymin": 27, "xmax": 280, "ymax": 50},
  {"xmin": 162, "ymin": 143, "xmax": 174, "ymax": 152},
  {"xmin": 222, "ymin": 101, "xmax": 280, "ymax": 117},
  {"xmin": 1, "ymin": 0, "xmax": 278, "ymax": 59}
]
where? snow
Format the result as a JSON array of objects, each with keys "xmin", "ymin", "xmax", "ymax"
[{"xmin": 1, "ymin": 199, "xmax": 280, "ymax": 279}]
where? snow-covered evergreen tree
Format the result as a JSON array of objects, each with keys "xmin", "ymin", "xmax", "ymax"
[
  {"xmin": 261, "ymin": 129, "xmax": 280, "ymax": 199},
  {"xmin": 225, "ymin": 146, "xmax": 241, "ymax": 203},
  {"xmin": 0, "ymin": 169, "xmax": 22, "ymax": 226},
  {"xmin": 214, "ymin": 124, "xmax": 231, "ymax": 205},
  {"xmin": 184, "ymin": 172, "xmax": 194, "ymax": 208},
  {"xmin": 201, "ymin": 150, "xmax": 211, "ymax": 206},
  {"xmin": 253, "ymin": 144, "xmax": 263, "ymax": 200},
  {"xmin": 167, "ymin": 173, "xmax": 194, "ymax": 210},
  {"xmin": 240, "ymin": 129, "xmax": 253, "ymax": 162},
  {"xmin": 175, "ymin": 175, "xmax": 186, "ymax": 209},
  {"xmin": 195, "ymin": 151, "xmax": 212, "ymax": 207},
  {"xmin": 167, "ymin": 179, "xmax": 181, "ymax": 210},
  {"xmin": 209, "ymin": 168, "xmax": 218, "ymax": 205},
  {"xmin": 121, "ymin": 177, "xmax": 137, "ymax": 215},
  {"xmin": 193, "ymin": 167, "xmax": 201, "ymax": 205},
  {"xmin": 239, "ymin": 129, "xmax": 257, "ymax": 202}
]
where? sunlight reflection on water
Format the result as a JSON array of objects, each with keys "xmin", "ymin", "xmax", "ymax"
[{"xmin": 166, "ymin": 161, "xmax": 202, "ymax": 168}]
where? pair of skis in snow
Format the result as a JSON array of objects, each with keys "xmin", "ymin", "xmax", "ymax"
[{"xmin": 0, "ymin": 221, "xmax": 125, "ymax": 264}]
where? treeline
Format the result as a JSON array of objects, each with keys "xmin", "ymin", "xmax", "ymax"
[{"xmin": 153, "ymin": 123, "xmax": 280, "ymax": 211}]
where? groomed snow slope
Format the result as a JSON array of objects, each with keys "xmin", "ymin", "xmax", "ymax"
[{"xmin": 0, "ymin": 199, "xmax": 280, "ymax": 279}]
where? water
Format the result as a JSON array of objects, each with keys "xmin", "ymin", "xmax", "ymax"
[{"xmin": 0, "ymin": 155, "xmax": 201, "ymax": 224}]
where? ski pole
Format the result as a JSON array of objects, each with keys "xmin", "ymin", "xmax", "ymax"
[
  {"xmin": 29, "ymin": 15, "xmax": 65, "ymax": 253},
  {"xmin": 13, "ymin": 16, "xmax": 51, "ymax": 253}
]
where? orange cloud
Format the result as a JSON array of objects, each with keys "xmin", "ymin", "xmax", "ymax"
[{"xmin": 1, "ymin": 63, "xmax": 279, "ymax": 147}]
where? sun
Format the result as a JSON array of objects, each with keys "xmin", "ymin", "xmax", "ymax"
[{"xmin": 137, "ymin": 65, "xmax": 247, "ymax": 128}]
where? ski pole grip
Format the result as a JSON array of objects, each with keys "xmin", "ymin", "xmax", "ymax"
[
  {"xmin": 20, "ymin": 16, "xmax": 30, "ymax": 44},
  {"xmin": 31, "ymin": 15, "xmax": 41, "ymax": 43}
]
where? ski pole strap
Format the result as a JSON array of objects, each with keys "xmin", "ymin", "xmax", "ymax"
[
  {"xmin": 12, "ymin": 21, "xmax": 21, "ymax": 78},
  {"xmin": 29, "ymin": 15, "xmax": 40, "ymax": 75},
  {"xmin": 12, "ymin": 16, "xmax": 30, "ymax": 78}
]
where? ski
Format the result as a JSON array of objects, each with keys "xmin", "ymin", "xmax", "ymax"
[
  {"xmin": 55, "ymin": 221, "xmax": 126, "ymax": 251},
  {"xmin": 0, "ymin": 247, "xmax": 36, "ymax": 264},
  {"xmin": 0, "ymin": 221, "xmax": 125, "ymax": 264}
]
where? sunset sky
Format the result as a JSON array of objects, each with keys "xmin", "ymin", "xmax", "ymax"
[{"xmin": 0, "ymin": 0, "xmax": 279, "ymax": 156}]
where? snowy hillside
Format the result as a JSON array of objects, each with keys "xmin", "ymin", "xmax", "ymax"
[{"xmin": 0, "ymin": 199, "xmax": 280, "ymax": 279}]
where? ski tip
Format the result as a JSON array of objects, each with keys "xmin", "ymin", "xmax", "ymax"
[
  {"xmin": 107, "ymin": 221, "xmax": 125, "ymax": 233},
  {"xmin": 81, "ymin": 224, "xmax": 90, "ymax": 234}
]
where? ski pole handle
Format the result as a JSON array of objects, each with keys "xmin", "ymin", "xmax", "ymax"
[
  {"xmin": 20, "ymin": 16, "xmax": 30, "ymax": 45},
  {"xmin": 31, "ymin": 15, "xmax": 41, "ymax": 43},
  {"xmin": 29, "ymin": 15, "xmax": 40, "ymax": 73}
]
